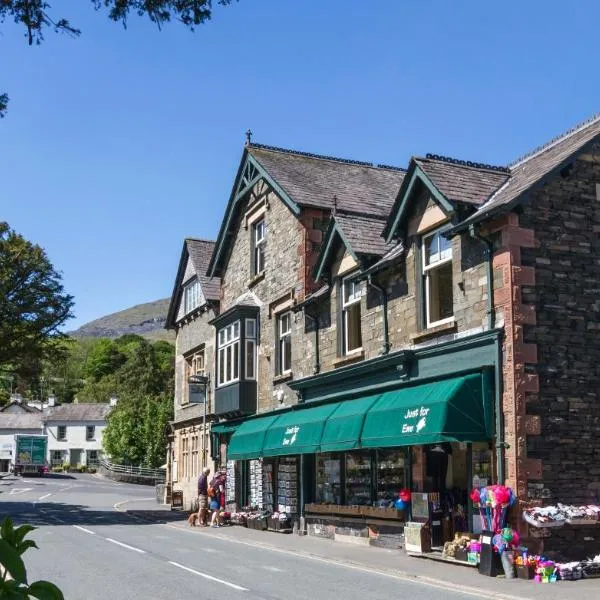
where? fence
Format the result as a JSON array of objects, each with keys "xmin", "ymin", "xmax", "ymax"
[{"xmin": 99, "ymin": 458, "xmax": 166, "ymax": 486}]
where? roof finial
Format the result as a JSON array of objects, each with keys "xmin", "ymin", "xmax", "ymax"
[
  {"xmin": 332, "ymin": 195, "xmax": 338, "ymax": 216},
  {"xmin": 245, "ymin": 129, "xmax": 253, "ymax": 146}
]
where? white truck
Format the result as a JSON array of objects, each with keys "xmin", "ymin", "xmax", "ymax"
[{"xmin": 13, "ymin": 434, "xmax": 48, "ymax": 476}]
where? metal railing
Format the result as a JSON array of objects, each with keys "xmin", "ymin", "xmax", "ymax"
[{"xmin": 99, "ymin": 458, "xmax": 165, "ymax": 483}]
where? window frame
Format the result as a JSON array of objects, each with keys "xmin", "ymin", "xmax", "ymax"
[
  {"xmin": 183, "ymin": 278, "xmax": 201, "ymax": 314},
  {"xmin": 245, "ymin": 318, "xmax": 257, "ymax": 381},
  {"xmin": 57, "ymin": 425, "xmax": 67, "ymax": 441},
  {"xmin": 341, "ymin": 275, "xmax": 363, "ymax": 355},
  {"xmin": 217, "ymin": 321, "xmax": 241, "ymax": 387},
  {"xmin": 421, "ymin": 226, "xmax": 454, "ymax": 328},
  {"xmin": 252, "ymin": 219, "xmax": 266, "ymax": 276},
  {"xmin": 86, "ymin": 425, "xmax": 95, "ymax": 441},
  {"xmin": 277, "ymin": 311, "xmax": 293, "ymax": 375}
]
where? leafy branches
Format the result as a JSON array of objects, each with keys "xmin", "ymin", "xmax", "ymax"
[{"xmin": 0, "ymin": 517, "xmax": 63, "ymax": 599}]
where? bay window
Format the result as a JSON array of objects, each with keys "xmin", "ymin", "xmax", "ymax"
[
  {"xmin": 342, "ymin": 276, "xmax": 362, "ymax": 354},
  {"xmin": 218, "ymin": 322, "xmax": 240, "ymax": 386},
  {"xmin": 245, "ymin": 318, "xmax": 256, "ymax": 380},
  {"xmin": 422, "ymin": 227, "xmax": 454, "ymax": 327}
]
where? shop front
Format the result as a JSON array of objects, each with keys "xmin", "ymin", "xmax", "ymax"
[{"xmin": 212, "ymin": 330, "xmax": 502, "ymax": 547}]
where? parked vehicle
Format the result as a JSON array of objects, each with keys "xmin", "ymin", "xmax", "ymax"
[{"xmin": 13, "ymin": 434, "xmax": 48, "ymax": 476}]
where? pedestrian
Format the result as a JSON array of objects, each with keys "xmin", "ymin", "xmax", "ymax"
[
  {"xmin": 197, "ymin": 467, "xmax": 210, "ymax": 526},
  {"xmin": 209, "ymin": 472, "xmax": 225, "ymax": 528}
]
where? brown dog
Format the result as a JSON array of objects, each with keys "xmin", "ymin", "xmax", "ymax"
[{"xmin": 188, "ymin": 512, "xmax": 198, "ymax": 527}]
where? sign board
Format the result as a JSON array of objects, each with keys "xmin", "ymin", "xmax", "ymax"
[
  {"xmin": 15, "ymin": 436, "xmax": 47, "ymax": 466},
  {"xmin": 411, "ymin": 492, "xmax": 430, "ymax": 522},
  {"xmin": 404, "ymin": 522, "xmax": 432, "ymax": 554},
  {"xmin": 188, "ymin": 383, "xmax": 206, "ymax": 404}
]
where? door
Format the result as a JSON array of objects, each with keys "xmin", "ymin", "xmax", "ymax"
[{"xmin": 70, "ymin": 449, "xmax": 83, "ymax": 467}]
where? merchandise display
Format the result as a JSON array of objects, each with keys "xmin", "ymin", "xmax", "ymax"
[
  {"xmin": 522, "ymin": 504, "xmax": 600, "ymax": 528},
  {"xmin": 225, "ymin": 460, "xmax": 236, "ymax": 506},
  {"xmin": 277, "ymin": 457, "xmax": 298, "ymax": 515},
  {"xmin": 376, "ymin": 449, "xmax": 408, "ymax": 505},
  {"xmin": 345, "ymin": 451, "xmax": 371, "ymax": 506},
  {"xmin": 249, "ymin": 459, "xmax": 263, "ymax": 510},
  {"xmin": 262, "ymin": 461, "xmax": 274, "ymax": 512},
  {"xmin": 316, "ymin": 454, "xmax": 341, "ymax": 504}
]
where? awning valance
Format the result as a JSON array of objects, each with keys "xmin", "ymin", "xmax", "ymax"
[
  {"xmin": 360, "ymin": 373, "xmax": 490, "ymax": 448},
  {"xmin": 226, "ymin": 373, "xmax": 491, "ymax": 460}
]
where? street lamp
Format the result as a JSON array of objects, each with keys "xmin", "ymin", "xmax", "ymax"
[{"xmin": 187, "ymin": 374, "xmax": 210, "ymax": 469}]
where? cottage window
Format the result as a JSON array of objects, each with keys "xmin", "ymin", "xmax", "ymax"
[
  {"xmin": 51, "ymin": 450, "xmax": 63, "ymax": 466},
  {"xmin": 342, "ymin": 276, "xmax": 362, "ymax": 354},
  {"xmin": 217, "ymin": 322, "xmax": 240, "ymax": 386},
  {"xmin": 422, "ymin": 227, "xmax": 454, "ymax": 327},
  {"xmin": 87, "ymin": 450, "xmax": 99, "ymax": 466},
  {"xmin": 277, "ymin": 312, "xmax": 292, "ymax": 375},
  {"xmin": 183, "ymin": 279, "xmax": 201, "ymax": 314},
  {"xmin": 86, "ymin": 425, "xmax": 95, "ymax": 441},
  {"xmin": 252, "ymin": 219, "xmax": 266, "ymax": 276},
  {"xmin": 57, "ymin": 425, "xmax": 67, "ymax": 441}
]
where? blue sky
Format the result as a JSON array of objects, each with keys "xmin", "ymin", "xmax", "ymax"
[{"xmin": 2, "ymin": 0, "xmax": 598, "ymax": 329}]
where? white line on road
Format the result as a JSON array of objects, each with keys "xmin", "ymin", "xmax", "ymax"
[
  {"xmin": 168, "ymin": 561, "xmax": 248, "ymax": 591},
  {"xmin": 105, "ymin": 538, "xmax": 146, "ymax": 554},
  {"xmin": 38, "ymin": 493, "xmax": 52, "ymax": 501},
  {"xmin": 73, "ymin": 526, "xmax": 95, "ymax": 535}
]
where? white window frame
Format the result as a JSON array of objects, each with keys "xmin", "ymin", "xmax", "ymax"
[
  {"xmin": 252, "ymin": 219, "xmax": 266, "ymax": 276},
  {"xmin": 57, "ymin": 425, "xmax": 67, "ymax": 441},
  {"xmin": 87, "ymin": 450, "xmax": 99, "ymax": 466},
  {"xmin": 277, "ymin": 312, "xmax": 292, "ymax": 375},
  {"xmin": 342, "ymin": 276, "xmax": 363, "ymax": 355},
  {"xmin": 217, "ymin": 321, "xmax": 241, "ymax": 387},
  {"xmin": 422, "ymin": 226, "xmax": 454, "ymax": 328},
  {"xmin": 245, "ymin": 318, "xmax": 257, "ymax": 380},
  {"xmin": 86, "ymin": 425, "xmax": 95, "ymax": 441},
  {"xmin": 51, "ymin": 450, "xmax": 63, "ymax": 466},
  {"xmin": 183, "ymin": 279, "xmax": 200, "ymax": 314}
]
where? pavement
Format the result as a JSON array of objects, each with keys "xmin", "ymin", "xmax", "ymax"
[{"xmin": 1, "ymin": 473, "xmax": 598, "ymax": 599}]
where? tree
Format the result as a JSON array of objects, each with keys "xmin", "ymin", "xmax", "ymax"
[
  {"xmin": 0, "ymin": 1, "xmax": 234, "ymax": 117},
  {"xmin": 85, "ymin": 339, "xmax": 126, "ymax": 382},
  {"xmin": 0, "ymin": 222, "xmax": 74, "ymax": 374}
]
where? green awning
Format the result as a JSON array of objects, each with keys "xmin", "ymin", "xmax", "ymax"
[
  {"xmin": 211, "ymin": 422, "xmax": 240, "ymax": 435},
  {"xmin": 361, "ymin": 373, "xmax": 489, "ymax": 448},
  {"xmin": 262, "ymin": 403, "xmax": 341, "ymax": 457},
  {"xmin": 319, "ymin": 393, "xmax": 381, "ymax": 453},
  {"xmin": 227, "ymin": 414, "xmax": 281, "ymax": 460}
]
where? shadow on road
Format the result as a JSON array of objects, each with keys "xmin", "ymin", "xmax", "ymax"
[
  {"xmin": 1, "ymin": 500, "xmax": 187, "ymax": 527},
  {"xmin": 21, "ymin": 473, "xmax": 77, "ymax": 480}
]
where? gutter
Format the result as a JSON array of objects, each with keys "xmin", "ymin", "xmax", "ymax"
[{"xmin": 468, "ymin": 224, "xmax": 504, "ymax": 484}]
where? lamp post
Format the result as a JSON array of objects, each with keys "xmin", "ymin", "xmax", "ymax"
[{"xmin": 187, "ymin": 374, "xmax": 209, "ymax": 469}]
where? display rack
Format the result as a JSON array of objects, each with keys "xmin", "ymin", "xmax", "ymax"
[
  {"xmin": 277, "ymin": 457, "xmax": 298, "ymax": 515},
  {"xmin": 225, "ymin": 460, "xmax": 236, "ymax": 506},
  {"xmin": 345, "ymin": 453, "xmax": 371, "ymax": 506},
  {"xmin": 316, "ymin": 455, "xmax": 341, "ymax": 505},
  {"xmin": 249, "ymin": 459, "xmax": 263, "ymax": 509},
  {"xmin": 377, "ymin": 450, "xmax": 407, "ymax": 504},
  {"xmin": 262, "ymin": 461, "xmax": 274, "ymax": 512}
]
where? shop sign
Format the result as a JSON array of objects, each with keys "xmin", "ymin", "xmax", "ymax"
[
  {"xmin": 401, "ymin": 406, "xmax": 430, "ymax": 434},
  {"xmin": 282, "ymin": 426, "xmax": 299, "ymax": 447}
]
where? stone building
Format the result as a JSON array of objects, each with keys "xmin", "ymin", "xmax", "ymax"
[
  {"xmin": 165, "ymin": 238, "xmax": 220, "ymax": 510},
  {"xmin": 174, "ymin": 115, "xmax": 600, "ymax": 558}
]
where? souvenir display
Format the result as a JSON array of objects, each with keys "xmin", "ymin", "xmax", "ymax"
[
  {"xmin": 225, "ymin": 460, "xmax": 236, "ymax": 505},
  {"xmin": 522, "ymin": 503, "xmax": 600, "ymax": 528},
  {"xmin": 249, "ymin": 459, "xmax": 263, "ymax": 509},
  {"xmin": 277, "ymin": 457, "xmax": 298, "ymax": 515}
]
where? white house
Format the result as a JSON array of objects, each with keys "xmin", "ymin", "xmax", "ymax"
[
  {"xmin": 44, "ymin": 403, "xmax": 112, "ymax": 468},
  {"xmin": 0, "ymin": 412, "xmax": 43, "ymax": 473}
]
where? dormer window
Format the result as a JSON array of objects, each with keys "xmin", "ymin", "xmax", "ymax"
[
  {"xmin": 422, "ymin": 227, "xmax": 454, "ymax": 327},
  {"xmin": 252, "ymin": 220, "xmax": 266, "ymax": 276},
  {"xmin": 183, "ymin": 279, "xmax": 200, "ymax": 314}
]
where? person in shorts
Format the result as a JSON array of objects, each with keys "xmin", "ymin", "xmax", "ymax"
[{"xmin": 197, "ymin": 467, "xmax": 210, "ymax": 526}]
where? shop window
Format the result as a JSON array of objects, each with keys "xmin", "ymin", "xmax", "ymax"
[
  {"xmin": 422, "ymin": 227, "xmax": 454, "ymax": 327},
  {"xmin": 277, "ymin": 311, "xmax": 292, "ymax": 375},
  {"xmin": 341, "ymin": 276, "xmax": 362, "ymax": 355},
  {"xmin": 345, "ymin": 451, "xmax": 372, "ymax": 506},
  {"xmin": 183, "ymin": 278, "xmax": 201, "ymax": 314},
  {"xmin": 376, "ymin": 449, "xmax": 408, "ymax": 505},
  {"xmin": 217, "ymin": 322, "xmax": 240, "ymax": 386},
  {"xmin": 252, "ymin": 219, "xmax": 266, "ymax": 276},
  {"xmin": 316, "ymin": 453, "xmax": 341, "ymax": 505}
]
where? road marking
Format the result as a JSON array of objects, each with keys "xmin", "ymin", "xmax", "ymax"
[
  {"xmin": 168, "ymin": 561, "xmax": 248, "ymax": 591},
  {"xmin": 9, "ymin": 487, "xmax": 32, "ymax": 495},
  {"xmin": 38, "ymin": 493, "xmax": 52, "ymax": 501},
  {"xmin": 105, "ymin": 538, "xmax": 146, "ymax": 554},
  {"xmin": 262, "ymin": 566, "xmax": 283, "ymax": 572},
  {"xmin": 73, "ymin": 526, "xmax": 95, "ymax": 535}
]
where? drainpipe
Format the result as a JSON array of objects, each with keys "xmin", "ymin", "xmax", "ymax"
[
  {"xmin": 303, "ymin": 308, "xmax": 320, "ymax": 375},
  {"xmin": 366, "ymin": 274, "xmax": 390, "ymax": 355},
  {"xmin": 468, "ymin": 224, "xmax": 504, "ymax": 484}
]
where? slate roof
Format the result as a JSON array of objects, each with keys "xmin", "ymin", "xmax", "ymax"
[
  {"xmin": 248, "ymin": 145, "xmax": 406, "ymax": 217},
  {"xmin": 414, "ymin": 156, "xmax": 509, "ymax": 206},
  {"xmin": 44, "ymin": 403, "xmax": 111, "ymax": 422},
  {"xmin": 333, "ymin": 212, "xmax": 391, "ymax": 257},
  {"xmin": 360, "ymin": 242, "xmax": 405, "ymax": 276},
  {"xmin": 294, "ymin": 284, "xmax": 331, "ymax": 310},
  {"xmin": 0, "ymin": 413, "xmax": 43, "ymax": 430},
  {"xmin": 186, "ymin": 239, "xmax": 220, "ymax": 301},
  {"xmin": 460, "ymin": 114, "xmax": 600, "ymax": 226},
  {"xmin": 0, "ymin": 401, "xmax": 39, "ymax": 413}
]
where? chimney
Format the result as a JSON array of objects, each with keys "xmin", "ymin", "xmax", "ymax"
[
  {"xmin": 47, "ymin": 395, "xmax": 56, "ymax": 407},
  {"xmin": 109, "ymin": 395, "xmax": 118, "ymax": 407}
]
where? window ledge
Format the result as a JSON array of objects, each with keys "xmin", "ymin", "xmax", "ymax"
[
  {"xmin": 247, "ymin": 272, "xmax": 265, "ymax": 288},
  {"xmin": 333, "ymin": 351, "xmax": 365, "ymax": 368},
  {"xmin": 273, "ymin": 372, "xmax": 293, "ymax": 385},
  {"xmin": 410, "ymin": 319, "xmax": 457, "ymax": 344}
]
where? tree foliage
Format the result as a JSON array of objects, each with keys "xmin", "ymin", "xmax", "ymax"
[
  {"xmin": 0, "ymin": 222, "xmax": 74, "ymax": 374},
  {"xmin": 0, "ymin": 1, "xmax": 235, "ymax": 117}
]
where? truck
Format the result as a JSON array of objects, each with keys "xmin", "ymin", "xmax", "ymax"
[{"xmin": 13, "ymin": 434, "xmax": 48, "ymax": 476}]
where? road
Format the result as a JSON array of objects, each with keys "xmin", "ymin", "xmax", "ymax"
[{"xmin": 0, "ymin": 474, "xmax": 540, "ymax": 600}]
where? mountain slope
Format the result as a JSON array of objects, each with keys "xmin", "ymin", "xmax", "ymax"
[{"xmin": 70, "ymin": 298, "xmax": 174, "ymax": 341}]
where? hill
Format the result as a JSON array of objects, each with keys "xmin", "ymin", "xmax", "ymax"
[{"xmin": 70, "ymin": 298, "xmax": 174, "ymax": 342}]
